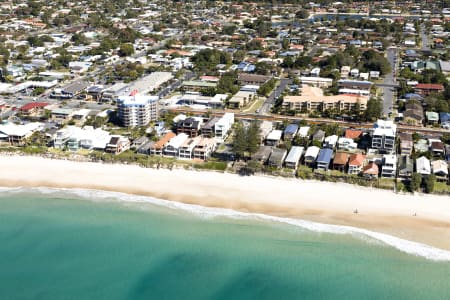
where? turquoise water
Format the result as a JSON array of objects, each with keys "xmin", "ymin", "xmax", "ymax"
[{"xmin": 1, "ymin": 189, "xmax": 450, "ymax": 300}]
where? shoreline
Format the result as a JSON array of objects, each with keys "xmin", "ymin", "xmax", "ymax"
[{"xmin": 1, "ymin": 154, "xmax": 450, "ymax": 252}]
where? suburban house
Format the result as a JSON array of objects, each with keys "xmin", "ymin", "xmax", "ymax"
[
  {"xmin": 430, "ymin": 140, "xmax": 445, "ymax": 157},
  {"xmin": 298, "ymin": 126, "xmax": 310, "ymax": 138},
  {"xmin": 316, "ymin": 148, "xmax": 333, "ymax": 171},
  {"xmin": 402, "ymin": 102, "xmax": 424, "ymax": 126},
  {"xmin": 176, "ymin": 117, "xmax": 202, "ymax": 137},
  {"xmin": 18, "ymin": 102, "xmax": 48, "ymax": 116},
  {"xmin": 416, "ymin": 156, "xmax": 431, "ymax": 176},
  {"xmin": 440, "ymin": 112, "xmax": 450, "ymax": 129},
  {"xmin": 323, "ymin": 135, "xmax": 338, "ymax": 149},
  {"xmin": 414, "ymin": 83, "xmax": 444, "ymax": 96},
  {"xmin": 265, "ymin": 130, "xmax": 283, "ymax": 146},
  {"xmin": 348, "ymin": 153, "xmax": 365, "ymax": 175},
  {"xmin": 362, "ymin": 162, "xmax": 379, "ymax": 179},
  {"xmin": 201, "ymin": 117, "xmax": 220, "ymax": 138},
  {"xmin": 237, "ymin": 73, "xmax": 271, "ymax": 85},
  {"xmin": 312, "ymin": 130, "xmax": 325, "ymax": 143},
  {"xmin": 381, "ymin": 155, "xmax": 397, "ymax": 178},
  {"xmin": 283, "ymin": 124, "xmax": 298, "ymax": 141},
  {"xmin": 399, "ymin": 132, "xmax": 413, "ymax": 156},
  {"xmin": 398, "ymin": 155, "xmax": 413, "ymax": 178},
  {"xmin": 284, "ymin": 146, "xmax": 304, "ymax": 169},
  {"xmin": 214, "ymin": 113, "xmax": 234, "ymax": 140},
  {"xmin": 426, "ymin": 111, "xmax": 439, "ymax": 125},
  {"xmin": 105, "ymin": 135, "xmax": 130, "ymax": 154},
  {"xmin": 345, "ymin": 129, "xmax": 362, "ymax": 140},
  {"xmin": 268, "ymin": 148, "xmax": 287, "ymax": 168},
  {"xmin": 304, "ymin": 146, "xmax": 320, "ymax": 166},
  {"xmin": 51, "ymin": 108, "xmax": 74, "ymax": 122},
  {"xmin": 333, "ymin": 152, "xmax": 349, "ymax": 171},
  {"xmin": 337, "ymin": 137, "xmax": 358, "ymax": 151}
]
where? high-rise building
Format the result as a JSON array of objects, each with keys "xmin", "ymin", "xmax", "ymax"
[{"xmin": 117, "ymin": 94, "xmax": 158, "ymax": 127}]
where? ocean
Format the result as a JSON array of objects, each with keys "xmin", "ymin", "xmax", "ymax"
[{"xmin": 1, "ymin": 188, "xmax": 449, "ymax": 300}]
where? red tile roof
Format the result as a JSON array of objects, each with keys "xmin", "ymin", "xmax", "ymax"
[
  {"xmin": 19, "ymin": 102, "xmax": 48, "ymax": 111},
  {"xmin": 349, "ymin": 153, "xmax": 365, "ymax": 166},
  {"xmin": 345, "ymin": 129, "xmax": 363, "ymax": 139},
  {"xmin": 415, "ymin": 84, "xmax": 444, "ymax": 90}
]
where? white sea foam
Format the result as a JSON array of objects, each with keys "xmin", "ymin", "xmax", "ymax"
[{"xmin": 3, "ymin": 186, "xmax": 450, "ymax": 262}]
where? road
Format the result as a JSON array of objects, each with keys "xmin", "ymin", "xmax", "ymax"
[
  {"xmin": 381, "ymin": 47, "xmax": 398, "ymax": 117},
  {"xmin": 257, "ymin": 78, "xmax": 292, "ymax": 115},
  {"xmin": 420, "ymin": 23, "xmax": 429, "ymax": 51},
  {"xmin": 167, "ymin": 107, "xmax": 449, "ymax": 135}
]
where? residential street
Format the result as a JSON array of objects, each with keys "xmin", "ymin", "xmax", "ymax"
[
  {"xmin": 381, "ymin": 47, "xmax": 398, "ymax": 117},
  {"xmin": 257, "ymin": 78, "xmax": 292, "ymax": 115}
]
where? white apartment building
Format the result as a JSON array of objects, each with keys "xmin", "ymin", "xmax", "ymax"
[
  {"xmin": 117, "ymin": 94, "xmax": 159, "ymax": 127},
  {"xmin": 372, "ymin": 120, "xmax": 397, "ymax": 153}
]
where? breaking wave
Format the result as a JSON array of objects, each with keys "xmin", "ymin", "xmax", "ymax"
[{"xmin": 2, "ymin": 186, "xmax": 450, "ymax": 262}]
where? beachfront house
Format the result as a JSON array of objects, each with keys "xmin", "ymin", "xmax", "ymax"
[
  {"xmin": 381, "ymin": 155, "xmax": 397, "ymax": 178},
  {"xmin": 265, "ymin": 130, "xmax": 283, "ymax": 146},
  {"xmin": 333, "ymin": 152, "xmax": 349, "ymax": 171},
  {"xmin": 268, "ymin": 148, "xmax": 287, "ymax": 168},
  {"xmin": 179, "ymin": 137, "xmax": 200, "ymax": 159},
  {"xmin": 398, "ymin": 155, "xmax": 413, "ymax": 178},
  {"xmin": 304, "ymin": 146, "xmax": 320, "ymax": 166},
  {"xmin": 193, "ymin": 138, "xmax": 217, "ymax": 160},
  {"xmin": 362, "ymin": 162, "xmax": 379, "ymax": 179},
  {"xmin": 105, "ymin": 136, "xmax": 130, "ymax": 154},
  {"xmin": 348, "ymin": 153, "xmax": 365, "ymax": 175},
  {"xmin": 150, "ymin": 131, "xmax": 176, "ymax": 155},
  {"xmin": 164, "ymin": 133, "xmax": 189, "ymax": 157},
  {"xmin": 284, "ymin": 146, "xmax": 304, "ymax": 170},
  {"xmin": 0, "ymin": 122, "xmax": 44, "ymax": 145},
  {"xmin": 431, "ymin": 160, "xmax": 449, "ymax": 181},
  {"xmin": 316, "ymin": 148, "xmax": 333, "ymax": 171},
  {"xmin": 253, "ymin": 146, "xmax": 273, "ymax": 164},
  {"xmin": 416, "ymin": 156, "xmax": 431, "ymax": 176}
]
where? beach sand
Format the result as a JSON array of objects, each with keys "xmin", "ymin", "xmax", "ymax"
[{"xmin": 1, "ymin": 155, "xmax": 450, "ymax": 250}]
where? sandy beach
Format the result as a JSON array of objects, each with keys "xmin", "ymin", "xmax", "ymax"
[{"xmin": 1, "ymin": 154, "xmax": 450, "ymax": 250}]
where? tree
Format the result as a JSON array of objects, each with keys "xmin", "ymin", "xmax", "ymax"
[
  {"xmin": 118, "ymin": 43, "xmax": 135, "ymax": 57},
  {"xmin": 246, "ymin": 121, "xmax": 260, "ymax": 155},
  {"xmin": 410, "ymin": 173, "xmax": 422, "ymax": 192},
  {"xmin": 232, "ymin": 122, "xmax": 247, "ymax": 160},
  {"xmin": 424, "ymin": 175, "xmax": 436, "ymax": 193},
  {"xmin": 363, "ymin": 98, "xmax": 383, "ymax": 121},
  {"xmin": 296, "ymin": 9, "xmax": 309, "ymax": 19}
]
